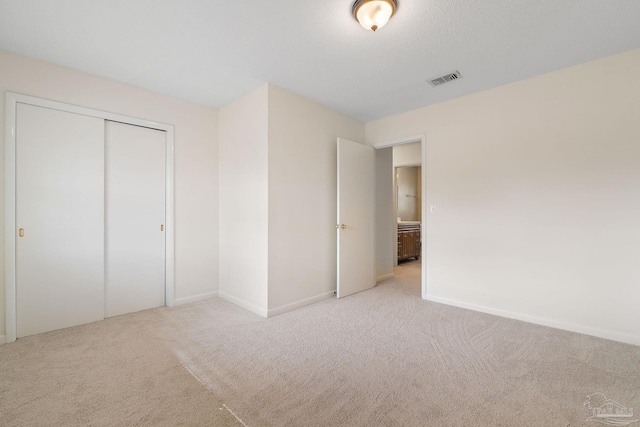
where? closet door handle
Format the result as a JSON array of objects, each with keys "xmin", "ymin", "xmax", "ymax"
[
  {"xmin": 160, "ymin": 224, "xmax": 164, "ymax": 231},
  {"xmin": 19, "ymin": 228, "xmax": 24, "ymax": 237}
]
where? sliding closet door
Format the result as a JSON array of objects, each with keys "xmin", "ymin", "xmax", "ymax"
[
  {"xmin": 105, "ymin": 121, "xmax": 166, "ymax": 317},
  {"xmin": 16, "ymin": 103, "xmax": 105, "ymax": 338}
]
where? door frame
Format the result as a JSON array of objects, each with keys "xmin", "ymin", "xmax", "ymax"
[
  {"xmin": 373, "ymin": 134, "xmax": 427, "ymax": 299},
  {"xmin": 4, "ymin": 92, "xmax": 176, "ymax": 343}
]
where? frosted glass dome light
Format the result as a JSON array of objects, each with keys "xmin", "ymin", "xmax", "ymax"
[{"xmin": 352, "ymin": 0, "xmax": 397, "ymax": 32}]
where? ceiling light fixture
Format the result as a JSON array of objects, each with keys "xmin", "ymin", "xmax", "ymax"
[{"xmin": 352, "ymin": 0, "xmax": 397, "ymax": 32}]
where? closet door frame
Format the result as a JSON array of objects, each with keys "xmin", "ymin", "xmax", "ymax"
[{"xmin": 4, "ymin": 92, "xmax": 176, "ymax": 343}]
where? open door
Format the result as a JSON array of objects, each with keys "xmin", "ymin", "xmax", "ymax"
[{"xmin": 336, "ymin": 138, "xmax": 375, "ymax": 298}]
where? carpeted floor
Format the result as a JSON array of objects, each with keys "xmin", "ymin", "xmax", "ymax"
[{"xmin": 2, "ymin": 259, "xmax": 639, "ymax": 426}]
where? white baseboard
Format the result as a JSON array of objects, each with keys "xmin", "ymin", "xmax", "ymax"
[
  {"xmin": 376, "ymin": 273, "xmax": 394, "ymax": 283},
  {"xmin": 219, "ymin": 291, "xmax": 268, "ymax": 318},
  {"xmin": 0, "ymin": 335, "xmax": 6, "ymax": 345},
  {"xmin": 267, "ymin": 291, "xmax": 335, "ymax": 318},
  {"xmin": 425, "ymin": 294, "xmax": 640, "ymax": 347},
  {"xmin": 174, "ymin": 291, "xmax": 219, "ymax": 306}
]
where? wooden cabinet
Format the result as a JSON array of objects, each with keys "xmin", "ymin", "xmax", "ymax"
[{"xmin": 398, "ymin": 222, "xmax": 421, "ymax": 261}]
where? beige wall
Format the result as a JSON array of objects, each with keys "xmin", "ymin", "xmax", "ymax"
[
  {"xmin": 396, "ymin": 166, "xmax": 421, "ymax": 221},
  {"xmin": 218, "ymin": 84, "xmax": 269, "ymax": 316},
  {"xmin": 375, "ymin": 147, "xmax": 394, "ymax": 281},
  {"xmin": 366, "ymin": 48, "xmax": 640, "ymax": 345},
  {"xmin": 0, "ymin": 50, "xmax": 219, "ymax": 342},
  {"xmin": 393, "ymin": 141, "xmax": 421, "ymax": 167},
  {"xmin": 267, "ymin": 84, "xmax": 365, "ymax": 314}
]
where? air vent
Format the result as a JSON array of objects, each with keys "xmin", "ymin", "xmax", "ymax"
[{"xmin": 427, "ymin": 71, "xmax": 462, "ymax": 87}]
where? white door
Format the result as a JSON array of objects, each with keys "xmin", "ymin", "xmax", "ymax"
[
  {"xmin": 16, "ymin": 103, "xmax": 105, "ymax": 337},
  {"xmin": 105, "ymin": 121, "xmax": 166, "ymax": 317},
  {"xmin": 336, "ymin": 138, "xmax": 375, "ymax": 298}
]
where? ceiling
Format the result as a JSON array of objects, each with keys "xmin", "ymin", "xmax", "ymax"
[{"xmin": 0, "ymin": 1, "xmax": 639, "ymax": 122}]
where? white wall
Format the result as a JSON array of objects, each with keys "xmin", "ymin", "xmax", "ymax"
[
  {"xmin": 375, "ymin": 147, "xmax": 394, "ymax": 281},
  {"xmin": 267, "ymin": 84, "xmax": 365, "ymax": 315},
  {"xmin": 366, "ymin": 48, "xmax": 640, "ymax": 345},
  {"xmin": 218, "ymin": 84, "xmax": 269, "ymax": 316},
  {"xmin": 0, "ymin": 50, "xmax": 219, "ymax": 343}
]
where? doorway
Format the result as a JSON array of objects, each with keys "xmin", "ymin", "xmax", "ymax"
[{"xmin": 374, "ymin": 134, "xmax": 427, "ymax": 299}]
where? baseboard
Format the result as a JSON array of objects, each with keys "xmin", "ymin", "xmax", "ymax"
[
  {"xmin": 0, "ymin": 335, "xmax": 6, "ymax": 345},
  {"xmin": 267, "ymin": 291, "xmax": 335, "ymax": 318},
  {"xmin": 425, "ymin": 294, "xmax": 640, "ymax": 347},
  {"xmin": 376, "ymin": 273, "xmax": 394, "ymax": 283},
  {"xmin": 174, "ymin": 291, "xmax": 219, "ymax": 306},
  {"xmin": 218, "ymin": 291, "xmax": 268, "ymax": 318}
]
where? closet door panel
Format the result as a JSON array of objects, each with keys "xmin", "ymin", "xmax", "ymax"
[
  {"xmin": 105, "ymin": 121, "xmax": 166, "ymax": 317},
  {"xmin": 16, "ymin": 103, "xmax": 105, "ymax": 337}
]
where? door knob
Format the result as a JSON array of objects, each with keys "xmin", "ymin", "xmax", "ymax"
[
  {"xmin": 340, "ymin": 224, "xmax": 347, "ymax": 229},
  {"xmin": 19, "ymin": 228, "xmax": 24, "ymax": 237}
]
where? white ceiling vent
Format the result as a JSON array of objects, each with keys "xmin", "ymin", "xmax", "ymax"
[{"xmin": 427, "ymin": 71, "xmax": 462, "ymax": 87}]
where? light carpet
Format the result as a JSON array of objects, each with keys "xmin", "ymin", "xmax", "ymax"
[{"xmin": 2, "ymin": 260, "xmax": 639, "ymax": 426}]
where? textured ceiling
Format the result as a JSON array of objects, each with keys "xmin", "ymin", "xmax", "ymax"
[{"xmin": 0, "ymin": 0, "xmax": 639, "ymax": 122}]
